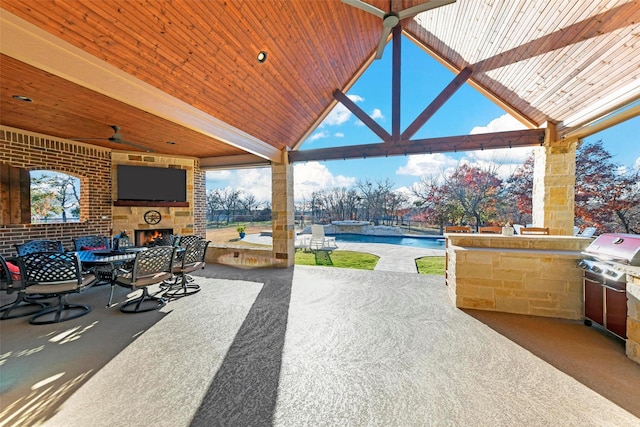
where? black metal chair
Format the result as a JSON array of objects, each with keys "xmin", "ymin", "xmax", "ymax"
[
  {"xmin": 113, "ymin": 246, "xmax": 175, "ymax": 313},
  {"xmin": 163, "ymin": 239, "xmax": 209, "ymax": 298},
  {"xmin": 73, "ymin": 235, "xmax": 110, "ymax": 251},
  {"xmin": 172, "ymin": 234, "xmax": 201, "ymax": 282},
  {"xmin": 152, "ymin": 234, "xmax": 178, "ymax": 247},
  {"xmin": 20, "ymin": 252, "xmax": 95, "ymax": 324},
  {"xmin": 178, "ymin": 235, "xmax": 200, "ymax": 249},
  {"xmin": 0, "ymin": 254, "xmax": 47, "ymax": 320},
  {"xmin": 15, "ymin": 240, "xmax": 64, "ymax": 255}
]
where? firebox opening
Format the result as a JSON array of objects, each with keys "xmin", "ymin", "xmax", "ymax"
[{"xmin": 135, "ymin": 228, "xmax": 174, "ymax": 246}]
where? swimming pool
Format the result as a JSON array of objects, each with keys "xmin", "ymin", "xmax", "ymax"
[{"xmin": 332, "ymin": 233, "xmax": 445, "ymax": 249}]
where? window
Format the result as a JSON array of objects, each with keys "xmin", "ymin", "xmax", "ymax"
[{"xmin": 30, "ymin": 170, "xmax": 80, "ymax": 223}]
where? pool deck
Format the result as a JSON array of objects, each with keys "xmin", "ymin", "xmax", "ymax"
[{"xmin": 242, "ymin": 234, "xmax": 445, "ymax": 273}]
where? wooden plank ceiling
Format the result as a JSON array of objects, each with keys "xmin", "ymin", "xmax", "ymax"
[{"xmin": 1, "ymin": 0, "xmax": 638, "ymax": 165}]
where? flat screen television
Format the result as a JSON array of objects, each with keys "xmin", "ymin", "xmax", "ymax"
[{"xmin": 117, "ymin": 165, "xmax": 187, "ymax": 202}]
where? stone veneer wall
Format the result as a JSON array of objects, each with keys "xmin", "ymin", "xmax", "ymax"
[
  {"xmin": 111, "ymin": 152, "xmax": 202, "ymax": 239},
  {"xmin": 627, "ymin": 274, "xmax": 640, "ymax": 364},
  {"xmin": 204, "ymin": 161, "xmax": 293, "ymax": 268},
  {"xmin": 270, "ymin": 162, "xmax": 295, "ymax": 267},
  {"xmin": 0, "ymin": 126, "xmax": 112, "ymax": 255},
  {"xmin": 446, "ymin": 234, "xmax": 592, "ymax": 319},
  {"xmin": 532, "ymin": 132, "xmax": 577, "ymax": 235}
]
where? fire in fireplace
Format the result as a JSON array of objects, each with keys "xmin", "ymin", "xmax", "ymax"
[{"xmin": 135, "ymin": 228, "xmax": 174, "ymax": 246}]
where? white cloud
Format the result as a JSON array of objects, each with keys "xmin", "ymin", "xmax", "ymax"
[
  {"xmin": 355, "ymin": 107, "xmax": 385, "ymax": 127},
  {"xmin": 206, "ymin": 170, "xmax": 233, "ymax": 181},
  {"xmin": 470, "ymin": 113, "xmax": 527, "ymax": 134},
  {"xmin": 322, "ymin": 94, "xmax": 364, "ymax": 127},
  {"xmin": 309, "ymin": 130, "xmax": 329, "ymax": 142},
  {"xmin": 294, "ymin": 162, "xmax": 357, "ymax": 201},
  {"xmin": 634, "ymin": 157, "xmax": 640, "ymax": 171},
  {"xmin": 466, "ymin": 114, "xmax": 533, "ymax": 178},
  {"xmin": 206, "ymin": 168, "xmax": 272, "ymax": 204},
  {"xmin": 394, "ymin": 185, "xmax": 419, "ymax": 204},
  {"xmin": 334, "ymin": 132, "xmax": 344, "ymax": 138},
  {"xmin": 206, "ymin": 163, "xmax": 358, "ymax": 205},
  {"xmin": 397, "ymin": 113, "xmax": 533, "ymax": 180},
  {"xmin": 464, "ymin": 147, "xmax": 535, "ymax": 179},
  {"xmin": 396, "ymin": 153, "xmax": 459, "ymax": 177}
]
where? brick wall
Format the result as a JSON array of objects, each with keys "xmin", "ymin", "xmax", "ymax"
[
  {"xmin": 1, "ymin": 126, "xmax": 112, "ymax": 255},
  {"xmin": 1, "ymin": 125, "xmax": 205, "ymax": 255}
]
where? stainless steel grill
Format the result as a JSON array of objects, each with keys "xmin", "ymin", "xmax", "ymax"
[{"xmin": 577, "ymin": 233, "xmax": 640, "ymax": 340}]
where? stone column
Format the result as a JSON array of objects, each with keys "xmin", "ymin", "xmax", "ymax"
[
  {"xmin": 532, "ymin": 123, "xmax": 577, "ymax": 235},
  {"xmin": 271, "ymin": 157, "xmax": 295, "ymax": 267}
]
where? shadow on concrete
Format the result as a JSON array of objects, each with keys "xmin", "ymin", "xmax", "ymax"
[
  {"xmin": 190, "ymin": 265, "xmax": 294, "ymax": 426},
  {"xmin": 464, "ymin": 309, "xmax": 640, "ymax": 418}
]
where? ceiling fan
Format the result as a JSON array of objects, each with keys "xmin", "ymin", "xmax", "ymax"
[
  {"xmin": 342, "ymin": 0, "xmax": 456, "ymax": 59},
  {"xmin": 71, "ymin": 125, "xmax": 154, "ymax": 152}
]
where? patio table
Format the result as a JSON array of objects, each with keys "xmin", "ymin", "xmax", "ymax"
[
  {"xmin": 77, "ymin": 247, "xmax": 184, "ymax": 307},
  {"xmin": 77, "ymin": 249, "xmax": 143, "ymax": 307}
]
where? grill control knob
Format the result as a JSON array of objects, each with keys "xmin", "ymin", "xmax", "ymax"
[{"xmin": 591, "ymin": 265, "xmax": 602, "ymax": 273}]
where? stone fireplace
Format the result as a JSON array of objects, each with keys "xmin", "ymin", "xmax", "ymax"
[{"xmin": 135, "ymin": 228, "xmax": 174, "ymax": 246}]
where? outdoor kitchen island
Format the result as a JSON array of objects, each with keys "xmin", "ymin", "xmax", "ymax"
[
  {"xmin": 445, "ymin": 233, "xmax": 593, "ymax": 320},
  {"xmin": 611, "ymin": 265, "xmax": 640, "ymax": 365}
]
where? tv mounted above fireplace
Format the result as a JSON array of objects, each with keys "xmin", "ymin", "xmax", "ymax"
[{"xmin": 116, "ymin": 165, "xmax": 187, "ymax": 204}]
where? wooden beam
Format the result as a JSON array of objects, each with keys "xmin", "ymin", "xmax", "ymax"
[
  {"xmin": 288, "ymin": 129, "xmax": 545, "ymax": 163},
  {"xmin": 401, "ymin": 67, "xmax": 473, "ymax": 140},
  {"xmin": 200, "ymin": 154, "xmax": 272, "ymax": 169},
  {"xmin": 560, "ymin": 103, "xmax": 640, "ymax": 141},
  {"xmin": 333, "ymin": 89, "xmax": 392, "ymax": 142}
]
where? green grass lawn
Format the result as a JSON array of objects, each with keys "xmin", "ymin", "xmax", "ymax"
[
  {"xmin": 416, "ymin": 256, "xmax": 445, "ymax": 275},
  {"xmin": 295, "ymin": 250, "xmax": 445, "ymax": 275},
  {"xmin": 295, "ymin": 250, "xmax": 379, "ymax": 269}
]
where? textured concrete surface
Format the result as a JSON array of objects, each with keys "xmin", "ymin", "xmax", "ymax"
[{"xmin": 1, "ymin": 262, "xmax": 639, "ymax": 426}]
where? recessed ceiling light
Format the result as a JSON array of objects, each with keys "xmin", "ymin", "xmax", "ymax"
[
  {"xmin": 12, "ymin": 95, "xmax": 32, "ymax": 102},
  {"xmin": 257, "ymin": 51, "xmax": 267, "ymax": 63}
]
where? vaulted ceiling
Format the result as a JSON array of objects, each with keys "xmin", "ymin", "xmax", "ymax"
[{"xmin": 1, "ymin": 1, "xmax": 638, "ymax": 167}]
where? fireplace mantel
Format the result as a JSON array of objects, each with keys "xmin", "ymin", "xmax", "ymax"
[{"xmin": 114, "ymin": 200, "xmax": 189, "ymax": 207}]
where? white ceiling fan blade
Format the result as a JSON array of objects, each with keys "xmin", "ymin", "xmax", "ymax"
[
  {"xmin": 374, "ymin": 25, "xmax": 393, "ymax": 60},
  {"xmin": 397, "ymin": 0, "xmax": 456, "ymax": 20},
  {"xmin": 342, "ymin": 0, "xmax": 386, "ymax": 19}
]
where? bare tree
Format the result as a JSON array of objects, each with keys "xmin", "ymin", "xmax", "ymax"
[
  {"xmin": 206, "ymin": 189, "xmax": 223, "ymax": 223},
  {"xmin": 30, "ymin": 172, "xmax": 79, "ymax": 222},
  {"xmin": 356, "ymin": 178, "xmax": 395, "ymax": 225},
  {"xmin": 239, "ymin": 193, "xmax": 261, "ymax": 223}
]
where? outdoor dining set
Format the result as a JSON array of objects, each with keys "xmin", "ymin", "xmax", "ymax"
[{"xmin": 0, "ymin": 234, "xmax": 210, "ymax": 325}]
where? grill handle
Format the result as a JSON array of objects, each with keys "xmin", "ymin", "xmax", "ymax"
[{"xmin": 602, "ymin": 284, "xmax": 625, "ymax": 293}]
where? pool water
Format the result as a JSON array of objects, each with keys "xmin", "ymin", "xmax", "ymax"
[{"xmin": 333, "ymin": 234, "xmax": 445, "ymax": 249}]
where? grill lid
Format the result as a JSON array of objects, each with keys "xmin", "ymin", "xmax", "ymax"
[{"xmin": 583, "ymin": 233, "xmax": 640, "ymax": 265}]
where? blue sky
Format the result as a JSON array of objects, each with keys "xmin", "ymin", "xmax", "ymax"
[{"xmin": 207, "ymin": 36, "xmax": 639, "ymax": 204}]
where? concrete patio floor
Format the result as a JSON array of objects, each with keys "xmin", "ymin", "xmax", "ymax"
[{"xmin": 1, "ymin": 262, "xmax": 639, "ymax": 426}]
